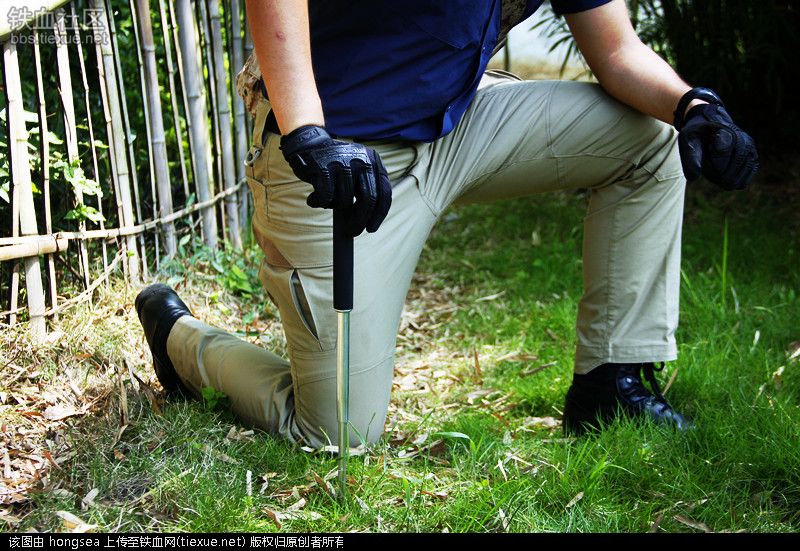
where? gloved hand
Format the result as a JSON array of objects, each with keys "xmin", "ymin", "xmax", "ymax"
[
  {"xmin": 675, "ymin": 88, "xmax": 759, "ymax": 191},
  {"xmin": 280, "ymin": 125, "xmax": 392, "ymax": 237}
]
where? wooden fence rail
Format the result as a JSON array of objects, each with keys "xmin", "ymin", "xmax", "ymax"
[{"xmin": 0, "ymin": 0, "xmax": 253, "ymax": 341}]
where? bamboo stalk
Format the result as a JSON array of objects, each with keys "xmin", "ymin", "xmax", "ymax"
[
  {"xmin": 230, "ymin": 0, "xmax": 249, "ymax": 232},
  {"xmin": 168, "ymin": 0, "xmax": 195, "ymax": 196},
  {"xmin": 209, "ymin": 0, "xmax": 241, "ymax": 249},
  {"xmin": 128, "ymin": 0, "xmax": 160, "ymax": 268},
  {"xmin": 157, "ymin": 0, "xmax": 191, "ymax": 216},
  {"xmin": 133, "ymin": 0, "xmax": 177, "ymax": 260},
  {"xmin": 5, "ymin": 48, "xmax": 20, "ymax": 327},
  {"xmin": 33, "ymin": 31, "xmax": 59, "ymax": 318},
  {"xmin": 54, "ymin": 9, "xmax": 92, "ymax": 293},
  {"xmin": 105, "ymin": 0, "xmax": 149, "ymax": 279},
  {"xmin": 93, "ymin": 12, "xmax": 129, "ymax": 281},
  {"xmin": 90, "ymin": 0, "xmax": 140, "ymax": 280},
  {"xmin": 197, "ymin": 0, "xmax": 227, "ymax": 243},
  {"xmin": 71, "ymin": 2, "xmax": 109, "ymax": 283},
  {"xmin": 0, "ymin": 178, "xmax": 246, "ymax": 247},
  {"xmin": 168, "ymin": 0, "xmax": 201, "ymax": 241},
  {"xmin": 0, "ymin": 237, "xmax": 70, "ymax": 262},
  {"xmin": 175, "ymin": 0, "xmax": 218, "ymax": 248},
  {"xmin": 3, "ymin": 41, "xmax": 47, "ymax": 341}
]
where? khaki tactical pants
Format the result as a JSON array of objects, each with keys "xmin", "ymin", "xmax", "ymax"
[{"xmin": 167, "ymin": 73, "xmax": 686, "ymax": 449}]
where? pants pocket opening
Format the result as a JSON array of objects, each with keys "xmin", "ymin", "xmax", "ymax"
[{"xmin": 290, "ymin": 269, "xmax": 320, "ymax": 344}]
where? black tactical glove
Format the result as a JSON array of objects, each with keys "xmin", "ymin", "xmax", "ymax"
[
  {"xmin": 674, "ymin": 87, "xmax": 759, "ymax": 191},
  {"xmin": 280, "ymin": 125, "xmax": 392, "ymax": 237}
]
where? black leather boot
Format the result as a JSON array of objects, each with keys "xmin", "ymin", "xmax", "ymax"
[
  {"xmin": 135, "ymin": 283, "xmax": 193, "ymax": 396},
  {"xmin": 563, "ymin": 362, "xmax": 693, "ymax": 435}
]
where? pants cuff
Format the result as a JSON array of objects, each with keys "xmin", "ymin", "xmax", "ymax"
[{"xmin": 574, "ymin": 343, "xmax": 678, "ymax": 375}]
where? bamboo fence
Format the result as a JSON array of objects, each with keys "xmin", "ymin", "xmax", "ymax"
[{"xmin": 0, "ymin": 0, "xmax": 253, "ymax": 342}]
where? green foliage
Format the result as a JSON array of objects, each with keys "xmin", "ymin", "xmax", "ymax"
[
  {"xmin": 54, "ymin": 158, "xmax": 105, "ymax": 224},
  {"xmin": 536, "ymin": 0, "xmax": 799, "ymax": 154},
  {"xmin": 201, "ymin": 386, "xmax": 229, "ymax": 410}
]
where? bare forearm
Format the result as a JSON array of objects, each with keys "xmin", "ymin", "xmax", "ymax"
[
  {"xmin": 565, "ymin": 1, "xmax": 703, "ymax": 126},
  {"xmin": 595, "ymin": 39, "xmax": 693, "ymax": 124},
  {"xmin": 245, "ymin": 0, "xmax": 324, "ymax": 134}
]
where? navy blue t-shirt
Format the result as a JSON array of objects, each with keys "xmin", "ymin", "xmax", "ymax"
[{"xmin": 308, "ymin": 0, "xmax": 612, "ymax": 141}]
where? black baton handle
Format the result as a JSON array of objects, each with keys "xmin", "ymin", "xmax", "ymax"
[{"xmin": 333, "ymin": 209, "xmax": 353, "ymax": 311}]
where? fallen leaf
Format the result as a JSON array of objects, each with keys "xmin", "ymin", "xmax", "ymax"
[
  {"xmin": 497, "ymin": 352, "xmax": 539, "ymax": 362},
  {"xmin": 650, "ymin": 511, "xmax": 665, "ymax": 533},
  {"xmin": 200, "ymin": 443, "xmax": 238, "ymax": 464},
  {"xmin": 476, "ymin": 291, "xmax": 505, "ymax": 302},
  {"xmin": 465, "ymin": 388, "xmax": 497, "ymax": 404},
  {"xmin": 421, "ymin": 490, "xmax": 448, "ymax": 501},
  {"xmin": 496, "ymin": 458, "xmax": 508, "ymax": 481},
  {"xmin": 545, "ymin": 328, "xmax": 564, "ymax": 343},
  {"xmin": 0, "ymin": 508, "xmax": 22, "ymax": 525},
  {"xmin": 435, "ymin": 431, "xmax": 471, "ymax": 441},
  {"xmin": 282, "ymin": 510, "xmax": 323, "ymax": 521},
  {"xmin": 497, "ymin": 508, "xmax": 509, "ymax": 531},
  {"xmin": 522, "ymin": 416, "xmax": 561, "ymax": 430},
  {"xmin": 311, "ymin": 471, "xmax": 334, "ymax": 498},
  {"xmin": 263, "ymin": 508, "xmax": 282, "ymax": 529},
  {"xmin": 43, "ymin": 405, "xmax": 84, "ymax": 422},
  {"xmin": 52, "ymin": 489, "xmax": 76, "ymax": 500},
  {"xmin": 674, "ymin": 515, "xmax": 713, "ymax": 533},
  {"xmin": 82, "ymin": 488, "xmax": 100, "ymax": 509},
  {"xmin": 473, "ymin": 349, "xmax": 482, "ymax": 382},
  {"xmin": 56, "ymin": 510, "xmax": 97, "ymax": 533},
  {"xmin": 45, "ymin": 330, "xmax": 65, "ymax": 345},
  {"xmin": 772, "ymin": 365, "xmax": 786, "ymax": 390},
  {"xmin": 520, "ymin": 361, "xmax": 557, "ymax": 377},
  {"xmin": 355, "ymin": 495, "xmax": 370, "ymax": 512},
  {"xmin": 225, "ymin": 426, "xmax": 255, "ymax": 442},
  {"xmin": 565, "ymin": 491, "xmax": 584, "ymax": 509},
  {"xmin": 663, "ymin": 365, "xmax": 680, "ymax": 395},
  {"xmin": 113, "ymin": 449, "xmax": 126, "ymax": 461},
  {"xmin": 42, "ymin": 449, "xmax": 61, "ymax": 471},
  {"xmin": 788, "ymin": 341, "xmax": 800, "ymax": 361}
]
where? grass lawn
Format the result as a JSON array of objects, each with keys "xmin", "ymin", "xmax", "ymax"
[{"xmin": 2, "ymin": 181, "xmax": 799, "ymax": 533}]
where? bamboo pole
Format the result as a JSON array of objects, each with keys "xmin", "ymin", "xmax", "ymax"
[
  {"xmin": 134, "ymin": 0, "xmax": 177, "ymax": 259},
  {"xmin": 230, "ymin": 0, "xmax": 249, "ymax": 232},
  {"xmin": 0, "ymin": 237, "xmax": 70, "ymax": 262},
  {"xmin": 157, "ymin": 0, "xmax": 191, "ymax": 213},
  {"xmin": 209, "ymin": 0, "xmax": 241, "ymax": 249},
  {"xmin": 90, "ymin": 0, "xmax": 140, "ymax": 280},
  {"xmin": 93, "ymin": 11, "xmax": 129, "ymax": 281},
  {"xmin": 4, "ymin": 47, "xmax": 20, "ymax": 327},
  {"xmin": 168, "ymin": 0, "xmax": 195, "ymax": 197},
  {"xmin": 175, "ymin": 0, "xmax": 218, "ymax": 248},
  {"xmin": 129, "ymin": 0, "xmax": 161, "ymax": 268},
  {"xmin": 106, "ymin": 0, "xmax": 149, "ymax": 279},
  {"xmin": 71, "ymin": 2, "xmax": 109, "ymax": 282},
  {"xmin": 197, "ymin": 0, "xmax": 227, "ymax": 243},
  {"xmin": 54, "ymin": 9, "xmax": 92, "ymax": 293},
  {"xmin": 3, "ymin": 42, "xmax": 47, "ymax": 341},
  {"xmin": 33, "ymin": 32, "xmax": 59, "ymax": 318}
]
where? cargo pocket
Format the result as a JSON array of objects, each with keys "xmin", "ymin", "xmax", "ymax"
[{"xmin": 290, "ymin": 269, "xmax": 320, "ymax": 344}]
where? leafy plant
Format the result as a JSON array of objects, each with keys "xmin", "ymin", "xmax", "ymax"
[
  {"xmin": 201, "ymin": 386, "xmax": 228, "ymax": 410},
  {"xmin": 54, "ymin": 158, "xmax": 105, "ymax": 225}
]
